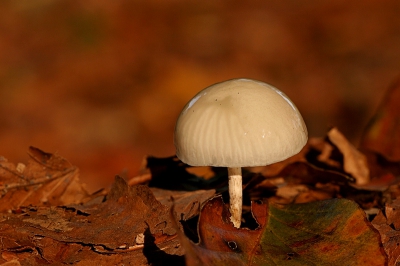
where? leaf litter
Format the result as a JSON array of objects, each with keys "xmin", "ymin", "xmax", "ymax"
[
  {"xmin": 1, "ymin": 78, "xmax": 400, "ymax": 265},
  {"xmin": 178, "ymin": 196, "xmax": 386, "ymax": 266}
]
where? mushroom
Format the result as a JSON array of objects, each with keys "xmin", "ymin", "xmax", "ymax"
[{"xmin": 174, "ymin": 78, "xmax": 308, "ymax": 228}]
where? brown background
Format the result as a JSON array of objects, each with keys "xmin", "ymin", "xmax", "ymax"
[{"xmin": 1, "ymin": 0, "xmax": 400, "ymax": 191}]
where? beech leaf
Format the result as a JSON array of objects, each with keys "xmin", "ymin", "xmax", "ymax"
[
  {"xmin": 0, "ymin": 177, "xmax": 184, "ymax": 265},
  {"xmin": 0, "ymin": 146, "xmax": 88, "ymax": 212},
  {"xmin": 180, "ymin": 196, "xmax": 386, "ymax": 266}
]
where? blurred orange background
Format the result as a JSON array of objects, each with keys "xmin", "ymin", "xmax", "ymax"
[{"xmin": 1, "ymin": 0, "xmax": 400, "ymax": 192}]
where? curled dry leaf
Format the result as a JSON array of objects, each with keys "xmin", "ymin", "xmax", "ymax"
[
  {"xmin": 179, "ymin": 196, "xmax": 386, "ymax": 266},
  {"xmin": 327, "ymin": 128, "xmax": 370, "ymax": 185},
  {"xmin": 357, "ymin": 151, "xmax": 400, "ymax": 192},
  {"xmin": 0, "ymin": 177, "xmax": 184, "ymax": 265},
  {"xmin": 384, "ymin": 198, "xmax": 400, "ymax": 230},
  {"xmin": 372, "ymin": 198, "xmax": 400, "ymax": 266},
  {"xmin": 308, "ymin": 137, "xmax": 342, "ymax": 169},
  {"xmin": 151, "ymin": 187, "xmax": 216, "ymax": 221},
  {"xmin": 306, "ymin": 131, "xmax": 400, "ymax": 192},
  {"xmin": 0, "ymin": 147, "xmax": 88, "ymax": 212}
]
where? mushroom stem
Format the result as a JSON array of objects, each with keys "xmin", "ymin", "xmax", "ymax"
[{"xmin": 228, "ymin": 167, "xmax": 242, "ymax": 228}]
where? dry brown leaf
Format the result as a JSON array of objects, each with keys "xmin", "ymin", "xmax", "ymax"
[
  {"xmin": 310, "ymin": 137, "xmax": 342, "ymax": 168},
  {"xmin": 0, "ymin": 147, "xmax": 88, "ymax": 212},
  {"xmin": 327, "ymin": 127, "xmax": 370, "ymax": 185},
  {"xmin": 151, "ymin": 188, "xmax": 216, "ymax": 221},
  {"xmin": 383, "ymin": 198, "xmax": 400, "ymax": 230},
  {"xmin": 361, "ymin": 77, "xmax": 400, "ymax": 161},
  {"xmin": 0, "ymin": 177, "xmax": 184, "ymax": 265},
  {"xmin": 372, "ymin": 200, "xmax": 400, "ymax": 266}
]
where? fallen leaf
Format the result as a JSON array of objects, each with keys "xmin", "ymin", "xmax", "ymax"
[
  {"xmin": 327, "ymin": 128, "xmax": 370, "ymax": 185},
  {"xmin": 384, "ymin": 198, "xmax": 400, "ymax": 230},
  {"xmin": 372, "ymin": 199, "xmax": 400, "ymax": 266},
  {"xmin": 247, "ymin": 162, "xmax": 348, "ymax": 205},
  {"xmin": 361, "ymin": 76, "xmax": 400, "ymax": 161},
  {"xmin": 179, "ymin": 196, "xmax": 386, "ymax": 266},
  {"xmin": 0, "ymin": 147, "xmax": 88, "ymax": 212},
  {"xmin": 0, "ymin": 177, "xmax": 184, "ymax": 265},
  {"xmin": 151, "ymin": 188, "xmax": 216, "ymax": 221},
  {"xmin": 359, "ymin": 151, "xmax": 400, "ymax": 191}
]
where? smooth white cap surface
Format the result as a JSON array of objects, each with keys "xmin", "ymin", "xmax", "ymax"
[{"xmin": 174, "ymin": 78, "xmax": 308, "ymax": 167}]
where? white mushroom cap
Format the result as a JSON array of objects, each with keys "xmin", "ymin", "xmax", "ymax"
[{"xmin": 174, "ymin": 78, "xmax": 308, "ymax": 167}]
